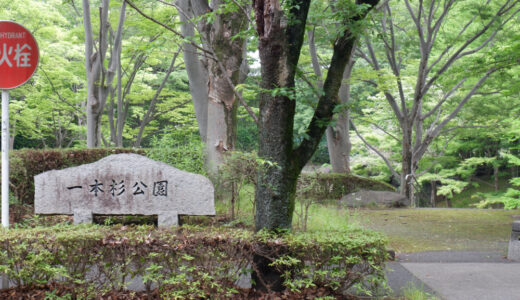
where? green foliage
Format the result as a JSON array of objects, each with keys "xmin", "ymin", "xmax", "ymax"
[
  {"xmin": 0, "ymin": 224, "xmax": 388, "ymax": 297},
  {"xmin": 474, "ymin": 153, "xmax": 520, "ymax": 209},
  {"xmin": 216, "ymin": 151, "xmax": 261, "ymax": 217},
  {"xmin": 6, "ymin": 148, "xmax": 144, "ymax": 205},
  {"xmin": 145, "ymin": 130, "xmax": 206, "ymax": 175},
  {"xmin": 420, "ymin": 156, "xmax": 499, "ymax": 200}
]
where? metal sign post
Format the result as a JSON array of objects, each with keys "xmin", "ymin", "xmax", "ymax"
[
  {"xmin": 0, "ymin": 89, "xmax": 7, "ymax": 292},
  {"xmin": 1, "ymin": 89, "xmax": 8, "ymax": 229},
  {"xmin": 0, "ymin": 20, "xmax": 39, "ymax": 290}
]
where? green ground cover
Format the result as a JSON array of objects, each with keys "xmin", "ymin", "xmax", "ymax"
[
  {"xmin": 347, "ymin": 208, "xmax": 518, "ymax": 253},
  {"xmin": 215, "ymin": 186, "xmax": 519, "ymax": 254}
]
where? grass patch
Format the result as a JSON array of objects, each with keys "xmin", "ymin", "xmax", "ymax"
[
  {"xmin": 350, "ymin": 208, "xmax": 519, "ymax": 253},
  {"xmin": 403, "ymin": 283, "xmax": 439, "ymax": 300},
  {"xmin": 212, "ymin": 183, "xmax": 518, "ymax": 254}
]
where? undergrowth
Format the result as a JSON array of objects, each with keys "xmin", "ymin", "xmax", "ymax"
[{"xmin": 0, "ymin": 224, "xmax": 388, "ymax": 298}]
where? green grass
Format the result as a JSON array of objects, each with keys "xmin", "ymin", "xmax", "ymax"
[
  {"xmin": 402, "ymin": 283, "xmax": 440, "ymax": 300},
  {"xmin": 214, "ymin": 184, "xmax": 519, "ymax": 254},
  {"xmin": 349, "ymin": 208, "xmax": 519, "ymax": 253}
]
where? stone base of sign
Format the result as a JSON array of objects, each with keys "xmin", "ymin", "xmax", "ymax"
[
  {"xmin": 73, "ymin": 209, "xmax": 93, "ymax": 225},
  {"xmin": 507, "ymin": 221, "xmax": 520, "ymax": 261},
  {"xmin": 72, "ymin": 209, "xmax": 179, "ymax": 227},
  {"xmin": 1, "ymin": 274, "xmax": 8, "ymax": 290},
  {"xmin": 158, "ymin": 211, "xmax": 179, "ymax": 227}
]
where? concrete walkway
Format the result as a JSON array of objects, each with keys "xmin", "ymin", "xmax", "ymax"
[{"xmin": 386, "ymin": 251, "xmax": 520, "ymax": 300}]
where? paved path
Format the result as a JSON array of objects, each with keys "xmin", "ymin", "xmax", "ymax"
[{"xmin": 386, "ymin": 251, "xmax": 520, "ymax": 300}]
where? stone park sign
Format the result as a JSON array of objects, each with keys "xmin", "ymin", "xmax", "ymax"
[{"xmin": 34, "ymin": 154, "xmax": 215, "ymax": 227}]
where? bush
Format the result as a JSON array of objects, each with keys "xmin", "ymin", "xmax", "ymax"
[
  {"xmin": 215, "ymin": 151, "xmax": 395, "ymax": 201},
  {"xmin": 297, "ymin": 173, "xmax": 396, "ymax": 200},
  {"xmin": 146, "ymin": 130, "xmax": 206, "ymax": 176},
  {"xmin": 7, "ymin": 148, "xmax": 144, "ymax": 205},
  {"xmin": 0, "ymin": 225, "xmax": 388, "ymax": 298}
]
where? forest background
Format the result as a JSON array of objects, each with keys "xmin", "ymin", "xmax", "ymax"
[{"xmin": 1, "ymin": 0, "xmax": 520, "ymax": 210}]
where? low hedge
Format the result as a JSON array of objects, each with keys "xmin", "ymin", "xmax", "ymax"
[
  {"xmin": 297, "ymin": 173, "xmax": 396, "ymax": 200},
  {"xmin": 7, "ymin": 148, "xmax": 144, "ymax": 205},
  {"xmin": 0, "ymin": 225, "xmax": 388, "ymax": 298}
]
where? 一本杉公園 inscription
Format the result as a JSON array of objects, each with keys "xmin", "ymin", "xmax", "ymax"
[{"xmin": 67, "ymin": 180, "xmax": 167, "ymax": 197}]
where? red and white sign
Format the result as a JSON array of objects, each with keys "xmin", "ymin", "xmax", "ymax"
[{"xmin": 0, "ymin": 21, "xmax": 39, "ymax": 90}]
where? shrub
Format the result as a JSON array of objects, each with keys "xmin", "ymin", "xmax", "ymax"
[
  {"xmin": 297, "ymin": 173, "xmax": 396, "ymax": 200},
  {"xmin": 215, "ymin": 151, "xmax": 395, "ymax": 202},
  {"xmin": 146, "ymin": 130, "xmax": 206, "ymax": 176},
  {"xmin": 0, "ymin": 225, "xmax": 388, "ymax": 298},
  {"xmin": 7, "ymin": 148, "xmax": 144, "ymax": 205}
]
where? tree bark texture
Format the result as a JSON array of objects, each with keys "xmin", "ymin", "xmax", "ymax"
[
  {"xmin": 178, "ymin": 0, "xmax": 209, "ymax": 142},
  {"xmin": 177, "ymin": 0, "xmax": 248, "ymax": 175},
  {"xmin": 326, "ymin": 59, "xmax": 355, "ymax": 173},
  {"xmin": 308, "ymin": 29, "xmax": 353, "ymax": 173},
  {"xmin": 83, "ymin": 0, "xmax": 125, "ymax": 147},
  {"xmin": 253, "ymin": 0, "xmax": 379, "ymax": 231}
]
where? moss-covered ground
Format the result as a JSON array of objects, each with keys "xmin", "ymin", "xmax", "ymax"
[
  {"xmin": 348, "ymin": 208, "xmax": 519, "ymax": 253},
  {"xmin": 215, "ymin": 184, "xmax": 519, "ymax": 254}
]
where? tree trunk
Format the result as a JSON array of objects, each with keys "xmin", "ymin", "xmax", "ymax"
[
  {"xmin": 401, "ymin": 123, "xmax": 414, "ymax": 204},
  {"xmin": 494, "ymin": 164, "xmax": 499, "ymax": 192},
  {"xmin": 431, "ymin": 180, "xmax": 437, "ymax": 207},
  {"xmin": 178, "ymin": 0, "xmax": 209, "ymax": 142},
  {"xmin": 308, "ymin": 28, "xmax": 353, "ymax": 173},
  {"xmin": 254, "ymin": 32, "xmax": 299, "ymax": 231},
  {"xmin": 83, "ymin": 0, "xmax": 125, "ymax": 148},
  {"xmin": 326, "ymin": 59, "xmax": 355, "ymax": 173},
  {"xmin": 177, "ymin": 0, "xmax": 247, "ymax": 174},
  {"xmin": 204, "ymin": 33, "xmax": 242, "ymax": 174}
]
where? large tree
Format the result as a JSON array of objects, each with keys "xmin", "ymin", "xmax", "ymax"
[
  {"xmin": 307, "ymin": 27, "xmax": 355, "ymax": 173},
  {"xmin": 83, "ymin": 0, "xmax": 126, "ymax": 147},
  {"xmin": 354, "ymin": 0, "xmax": 519, "ymax": 203},
  {"xmin": 176, "ymin": 0, "xmax": 250, "ymax": 174},
  {"xmin": 129, "ymin": 0, "xmax": 251, "ymax": 173},
  {"xmin": 252, "ymin": 0, "xmax": 380, "ymax": 231}
]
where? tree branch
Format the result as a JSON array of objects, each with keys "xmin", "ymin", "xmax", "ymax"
[
  {"xmin": 40, "ymin": 67, "xmax": 84, "ymax": 115},
  {"xmin": 351, "ymin": 120, "xmax": 400, "ymax": 179},
  {"xmin": 352, "ymin": 116, "xmax": 401, "ymax": 142},
  {"xmin": 414, "ymin": 67, "xmax": 497, "ymax": 160},
  {"xmin": 125, "ymin": 0, "xmax": 213, "ymax": 56}
]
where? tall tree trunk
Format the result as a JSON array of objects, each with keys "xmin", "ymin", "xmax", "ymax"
[
  {"xmin": 254, "ymin": 21, "xmax": 299, "ymax": 231},
  {"xmin": 308, "ymin": 29, "xmax": 353, "ymax": 173},
  {"xmin": 494, "ymin": 164, "xmax": 499, "ymax": 192},
  {"xmin": 204, "ymin": 21, "xmax": 243, "ymax": 174},
  {"xmin": 431, "ymin": 180, "xmax": 437, "ymax": 207},
  {"xmin": 83, "ymin": 0, "xmax": 125, "ymax": 147},
  {"xmin": 401, "ymin": 122, "xmax": 414, "ymax": 203},
  {"xmin": 252, "ymin": 0, "xmax": 379, "ymax": 291},
  {"xmin": 178, "ymin": 0, "xmax": 209, "ymax": 142},
  {"xmin": 177, "ymin": 0, "xmax": 247, "ymax": 174},
  {"xmin": 326, "ymin": 59, "xmax": 354, "ymax": 173}
]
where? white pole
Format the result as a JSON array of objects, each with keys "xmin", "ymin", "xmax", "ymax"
[
  {"xmin": 1, "ymin": 90, "xmax": 8, "ymax": 229},
  {"xmin": 1, "ymin": 90, "xmax": 8, "ymax": 290}
]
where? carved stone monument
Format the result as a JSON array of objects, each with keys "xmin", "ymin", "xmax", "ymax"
[
  {"xmin": 507, "ymin": 220, "xmax": 520, "ymax": 261},
  {"xmin": 34, "ymin": 154, "xmax": 215, "ymax": 227}
]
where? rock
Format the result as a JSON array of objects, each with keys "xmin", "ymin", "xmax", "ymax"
[
  {"xmin": 339, "ymin": 190, "xmax": 410, "ymax": 208},
  {"xmin": 34, "ymin": 154, "xmax": 215, "ymax": 227}
]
